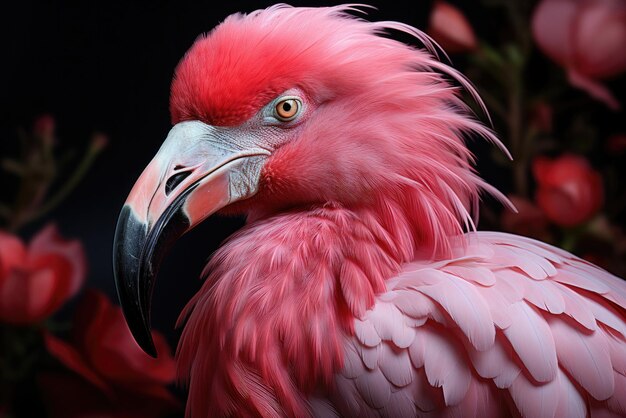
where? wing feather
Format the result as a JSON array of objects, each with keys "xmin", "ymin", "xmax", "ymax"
[
  {"xmin": 502, "ymin": 301, "xmax": 558, "ymax": 382},
  {"xmin": 420, "ymin": 326, "xmax": 472, "ymax": 406},
  {"xmin": 442, "ymin": 265, "xmax": 496, "ymax": 286},
  {"xmin": 559, "ymin": 284, "xmax": 599, "ymax": 331},
  {"xmin": 410, "ymin": 269, "xmax": 495, "ymax": 350},
  {"xmin": 606, "ymin": 372, "xmax": 626, "ymax": 415},
  {"xmin": 341, "ymin": 339, "xmax": 365, "ymax": 379},
  {"xmin": 407, "ymin": 367, "xmax": 440, "ymax": 412},
  {"xmin": 492, "ymin": 245, "xmax": 557, "ymax": 280},
  {"xmin": 549, "ymin": 317, "xmax": 614, "ymax": 400},
  {"xmin": 473, "ymin": 284, "xmax": 514, "ymax": 329},
  {"xmin": 605, "ymin": 329, "xmax": 626, "ymax": 375},
  {"xmin": 554, "ymin": 369, "xmax": 587, "ymax": 418},
  {"xmin": 379, "ymin": 389, "xmax": 417, "ymax": 418},
  {"xmin": 354, "ymin": 368, "xmax": 391, "ymax": 409},
  {"xmin": 378, "ymin": 343, "xmax": 413, "ymax": 387},
  {"xmin": 466, "ymin": 333, "xmax": 520, "ymax": 388},
  {"xmin": 509, "ymin": 371, "xmax": 559, "ymax": 418},
  {"xmin": 328, "ymin": 231, "xmax": 626, "ymax": 418},
  {"xmin": 332, "ymin": 375, "xmax": 362, "ymax": 416},
  {"xmin": 355, "ymin": 318, "xmax": 382, "ymax": 347},
  {"xmin": 585, "ymin": 296, "xmax": 626, "ymax": 338}
]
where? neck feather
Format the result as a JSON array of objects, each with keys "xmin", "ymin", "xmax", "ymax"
[{"xmin": 176, "ymin": 201, "xmax": 425, "ymax": 417}]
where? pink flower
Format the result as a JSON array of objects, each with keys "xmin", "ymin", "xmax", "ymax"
[
  {"xmin": 533, "ymin": 154, "xmax": 604, "ymax": 227},
  {"xmin": 532, "ymin": 0, "xmax": 626, "ymax": 109},
  {"xmin": 427, "ymin": 1, "xmax": 477, "ymax": 53},
  {"xmin": 42, "ymin": 290, "xmax": 178, "ymax": 418},
  {"xmin": 0, "ymin": 225, "xmax": 86, "ymax": 324}
]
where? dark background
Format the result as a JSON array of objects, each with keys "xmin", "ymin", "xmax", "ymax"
[{"xmin": 3, "ymin": 0, "xmax": 625, "ymax": 376}]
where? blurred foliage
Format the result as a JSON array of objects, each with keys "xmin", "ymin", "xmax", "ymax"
[{"xmin": 429, "ymin": 0, "xmax": 626, "ymax": 276}]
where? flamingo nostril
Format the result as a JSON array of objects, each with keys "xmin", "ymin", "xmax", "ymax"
[{"xmin": 165, "ymin": 171, "xmax": 192, "ymax": 196}]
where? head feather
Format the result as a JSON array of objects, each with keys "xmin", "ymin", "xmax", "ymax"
[{"xmin": 170, "ymin": 4, "xmax": 513, "ymax": 258}]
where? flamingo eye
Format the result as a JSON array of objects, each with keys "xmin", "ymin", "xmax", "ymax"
[{"xmin": 274, "ymin": 98, "xmax": 301, "ymax": 121}]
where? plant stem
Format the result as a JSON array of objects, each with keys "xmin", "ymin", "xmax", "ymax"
[
  {"xmin": 27, "ymin": 142, "xmax": 103, "ymax": 223},
  {"xmin": 504, "ymin": 0, "xmax": 533, "ymax": 198},
  {"xmin": 508, "ymin": 61, "xmax": 528, "ymax": 197},
  {"xmin": 6, "ymin": 149, "xmax": 55, "ymax": 232}
]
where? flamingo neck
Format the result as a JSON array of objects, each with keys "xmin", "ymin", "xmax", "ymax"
[{"xmin": 177, "ymin": 202, "xmax": 416, "ymax": 417}]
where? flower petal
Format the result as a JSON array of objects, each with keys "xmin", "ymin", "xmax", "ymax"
[
  {"xmin": 573, "ymin": 0, "xmax": 626, "ymax": 78},
  {"xmin": 44, "ymin": 331, "xmax": 113, "ymax": 397},
  {"xmin": 532, "ymin": 0, "xmax": 577, "ymax": 67},
  {"xmin": 428, "ymin": 1, "xmax": 477, "ymax": 53},
  {"xmin": 76, "ymin": 290, "xmax": 176, "ymax": 386},
  {"xmin": 568, "ymin": 70, "xmax": 621, "ymax": 110},
  {"xmin": 0, "ymin": 231, "xmax": 26, "ymax": 277},
  {"xmin": 0, "ymin": 269, "xmax": 56, "ymax": 324},
  {"xmin": 29, "ymin": 224, "xmax": 87, "ymax": 298},
  {"xmin": 533, "ymin": 154, "xmax": 604, "ymax": 227}
]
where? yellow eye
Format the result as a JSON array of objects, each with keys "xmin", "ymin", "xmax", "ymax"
[{"xmin": 274, "ymin": 98, "xmax": 300, "ymax": 121}]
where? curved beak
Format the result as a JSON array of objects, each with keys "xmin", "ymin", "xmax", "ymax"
[{"xmin": 113, "ymin": 121, "xmax": 268, "ymax": 356}]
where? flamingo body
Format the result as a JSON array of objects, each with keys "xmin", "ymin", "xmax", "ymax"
[
  {"xmin": 111, "ymin": 5, "xmax": 626, "ymax": 417},
  {"xmin": 178, "ymin": 206, "xmax": 626, "ymax": 418}
]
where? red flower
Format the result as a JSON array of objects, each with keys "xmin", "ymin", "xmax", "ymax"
[
  {"xmin": 0, "ymin": 225, "xmax": 86, "ymax": 324},
  {"xmin": 532, "ymin": 0, "xmax": 626, "ymax": 109},
  {"xmin": 427, "ymin": 1, "xmax": 477, "ymax": 53},
  {"xmin": 42, "ymin": 290, "xmax": 178, "ymax": 418},
  {"xmin": 533, "ymin": 154, "xmax": 604, "ymax": 227},
  {"xmin": 502, "ymin": 195, "xmax": 551, "ymax": 241}
]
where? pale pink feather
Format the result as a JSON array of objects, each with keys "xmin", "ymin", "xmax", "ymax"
[{"xmin": 332, "ymin": 232, "xmax": 626, "ymax": 417}]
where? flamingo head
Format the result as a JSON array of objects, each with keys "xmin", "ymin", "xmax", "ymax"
[{"xmin": 113, "ymin": 5, "xmax": 506, "ymax": 356}]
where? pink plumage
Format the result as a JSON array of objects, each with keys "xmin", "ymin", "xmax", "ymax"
[{"xmin": 113, "ymin": 4, "xmax": 626, "ymax": 417}]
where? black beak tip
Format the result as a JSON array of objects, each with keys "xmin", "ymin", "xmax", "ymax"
[
  {"xmin": 113, "ymin": 198, "xmax": 191, "ymax": 359},
  {"xmin": 113, "ymin": 205, "xmax": 159, "ymax": 358},
  {"xmin": 129, "ymin": 317, "xmax": 158, "ymax": 358}
]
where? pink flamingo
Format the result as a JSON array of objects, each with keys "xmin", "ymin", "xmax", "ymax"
[{"xmin": 113, "ymin": 5, "xmax": 626, "ymax": 417}]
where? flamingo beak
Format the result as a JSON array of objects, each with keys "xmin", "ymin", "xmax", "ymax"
[{"xmin": 113, "ymin": 120, "xmax": 269, "ymax": 356}]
